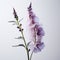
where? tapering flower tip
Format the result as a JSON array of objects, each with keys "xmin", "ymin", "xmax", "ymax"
[
  {"xmin": 28, "ymin": 2, "xmax": 32, "ymax": 11},
  {"xmin": 13, "ymin": 8, "xmax": 18, "ymax": 20},
  {"xmin": 28, "ymin": 3, "xmax": 36, "ymax": 25}
]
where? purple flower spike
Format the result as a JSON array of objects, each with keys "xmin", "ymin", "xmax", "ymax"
[{"xmin": 28, "ymin": 3, "xmax": 45, "ymax": 53}]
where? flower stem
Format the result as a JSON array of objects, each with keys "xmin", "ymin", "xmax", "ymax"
[
  {"xmin": 26, "ymin": 48, "xmax": 29, "ymax": 60},
  {"xmin": 30, "ymin": 51, "xmax": 33, "ymax": 60},
  {"xmin": 21, "ymin": 31, "xmax": 29, "ymax": 60},
  {"xmin": 16, "ymin": 19, "xmax": 29, "ymax": 60}
]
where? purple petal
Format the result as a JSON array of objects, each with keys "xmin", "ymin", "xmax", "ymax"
[
  {"xmin": 33, "ymin": 42, "xmax": 45, "ymax": 53},
  {"xmin": 37, "ymin": 27, "xmax": 45, "ymax": 36},
  {"xmin": 28, "ymin": 41, "xmax": 45, "ymax": 53}
]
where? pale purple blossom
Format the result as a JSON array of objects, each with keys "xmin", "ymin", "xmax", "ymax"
[{"xmin": 28, "ymin": 3, "xmax": 45, "ymax": 53}]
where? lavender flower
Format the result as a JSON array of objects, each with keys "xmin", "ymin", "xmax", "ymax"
[{"xmin": 28, "ymin": 3, "xmax": 45, "ymax": 53}]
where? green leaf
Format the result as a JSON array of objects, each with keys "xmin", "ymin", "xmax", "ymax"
[
  {"xmin": 18, "ymin": 18, "xmax": 23, "ymax": 22},
  {"xmin": 15, "ymin": 36, "xmax": 23, "ymax": 39},
  {"xmin": 27, "ymin": 41, "xmax": 31, "ymax": 47},
  {"xmin": 8, "ymin": 21, "xmax": 16, "ymax": 23},
  {"xmin": 12, "ymin": 44, "xmax": 25, "ymax": 47}
]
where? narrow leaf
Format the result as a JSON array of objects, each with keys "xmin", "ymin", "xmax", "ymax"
[
  {"xmin": 12, "ymin": 44, "xmax": 25, "ymax": 47},
  {"xmin": 27, "ymin": 41, "xmax": 31, "ymax": 47},
  {"xmin": 15, "ymin": 36, "xmax": 23, "ymax": 39},
  {"xmin": 8, "ymin": 21, "xmax": 16, "ymax": 23},
  {"xmin": 18, "ymin": 18, "xmax": 23, "ymax": 22}
]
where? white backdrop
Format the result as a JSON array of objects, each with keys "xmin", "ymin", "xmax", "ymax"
[{"xmin": 0, "ymin": 0, "xmax": 60, "ymax": 60}]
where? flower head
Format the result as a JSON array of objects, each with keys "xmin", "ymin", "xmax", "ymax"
[{"xmin": 28, "ymin": 3, "xmax": 45, "ymax": 53}]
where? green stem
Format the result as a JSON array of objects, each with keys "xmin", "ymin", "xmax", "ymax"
[
  {"xmin": 21, "ymin": 31, "xmax": 29, "ymax": 60},
  {"xmin": 30, "ymin": 51, "xmax": 33, "ymax": 60},
  {"xmin": 16, "ymin": 20, "xmax": 26, "ymax": 46},
  {"xmin": 16, "ymin": 19, "xmax": 29, "ymax": 60},
  {"xmin": 26, "ymin": 48, "xmax": 29, "ymax": 60}
]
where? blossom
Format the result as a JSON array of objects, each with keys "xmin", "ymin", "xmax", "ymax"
[{"xmin": 28, "ymin": 3, "xmax": 45, "ymax": 53}]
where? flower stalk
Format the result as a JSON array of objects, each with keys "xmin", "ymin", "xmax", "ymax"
[
  {"xmin": 15, "ymin": 15, "xmax": 29, "ymax": 60},
  {"xmin": 13, "ymin": 8, "xmax": 30, "ymax": 60}
]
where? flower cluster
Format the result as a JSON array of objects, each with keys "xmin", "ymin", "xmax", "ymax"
[{"xmin": 27, "ymin": 3, "xmax": 45, "ymax": 53}]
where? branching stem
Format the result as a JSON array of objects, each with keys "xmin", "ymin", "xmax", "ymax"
[{"xmin": 16, "ymin": 19, "xmax": 30, "ymax": 60}]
